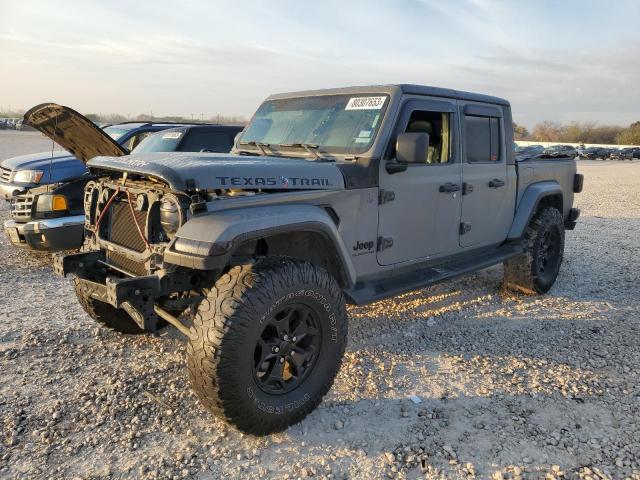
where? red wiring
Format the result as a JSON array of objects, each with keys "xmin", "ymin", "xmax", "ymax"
[
  {"xmin": 93, "ymin": 187, "xmax": 120, "ymax": 233},
  {"xmin": 126, "ymin": 191, "xmax": 150, "ymax": 249}
]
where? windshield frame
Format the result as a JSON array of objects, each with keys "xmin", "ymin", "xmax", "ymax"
[{"xmin": 237, "ymin": 93, "xmax": 391, "ymax": 159}]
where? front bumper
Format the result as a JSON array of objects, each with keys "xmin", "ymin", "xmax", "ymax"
[
  {"xmin": 4, "ymin": 215, "xmax": 85, "ymax": 251},
  {"xmin": 53, "ymin": 250, "xmax": 200, "ymax": 331},
  {"xmin": 0, "ymin": 180, "xmax": 32, "ymax": 200}
]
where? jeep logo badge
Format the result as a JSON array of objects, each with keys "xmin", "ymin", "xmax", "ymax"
[{"xmin": 353, "ymin": 240, "xmax": 374, "ymax": 252}]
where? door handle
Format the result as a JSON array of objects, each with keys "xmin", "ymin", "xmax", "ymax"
[
  {"xmin": 489, "ymin": 178, "xmax": 505, "ymax": 188},
  {"xmin": 439, "ymin": 182, "xmax": 461, "ymax": 193}
]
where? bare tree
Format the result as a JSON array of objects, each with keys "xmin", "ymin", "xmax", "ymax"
[
  {"xmin": 531, "ymin": 121, "xmax": 563, "ymax": 142},
  {"xmin": 513, "ymin": 122, "xmax": 530, "ymax": 140}
]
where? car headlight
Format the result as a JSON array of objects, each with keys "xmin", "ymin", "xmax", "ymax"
[
  {"xmin": 13, "ymin": 170, "xmax": 44, "ymax": 184},
  {"xmin": 36, "ymin": 194, "xmax": 68, "ymax": 212},
  {"xmin": 159, "ymin": 195, "xmax": 184, "ymax": 236}
]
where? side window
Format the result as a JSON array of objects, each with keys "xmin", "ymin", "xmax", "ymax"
[
  {"xmin": 122, "ymin": 131, "xmax": 153, "ymax": 150},
  {"xmin": 403, "ymin": 110, "xmax": 451, "ymax": 164},
  {"xmin": 464, "ymin": 115, "xmax": 501, "ymax": 163},
  {"xmin": 179, "ymin": 130, "xmax": 233, "ymax": 153}
]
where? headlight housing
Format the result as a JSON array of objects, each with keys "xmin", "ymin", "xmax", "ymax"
[
  {"xmin": 13, "ymin": 170, "xmax": 44, "ymax": 184},
  {"xmin": 36, "ymin": 194, "xmax": 68, "ymax": 213},
  {"xmin": 159, "ymin": 195, "xmax": 185, "ymax": 236}
]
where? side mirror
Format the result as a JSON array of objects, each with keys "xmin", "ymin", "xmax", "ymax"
[{"xmin": 396, "ymin": 132, "xmax": 429, "ymax": 164}]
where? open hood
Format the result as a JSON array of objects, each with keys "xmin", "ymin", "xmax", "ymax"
[
  {"xmin": 23, "ymin": 103, "xmax": 128, "ymax": 164},
  {"xmin": 88, "ymin": 152, "xmax": 345, "ymax": 191}
]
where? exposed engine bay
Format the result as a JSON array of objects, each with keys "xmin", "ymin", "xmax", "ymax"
[{"xmin": 83, "ymin": 173, "xmax": 264, "ymax": 277}]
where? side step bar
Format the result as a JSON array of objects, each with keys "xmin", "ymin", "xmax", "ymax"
[{"xmin": 344, "ymin": 243, "xmax": 524, "ymax": 305}]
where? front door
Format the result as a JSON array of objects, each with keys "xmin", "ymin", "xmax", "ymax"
[
  {"xmin": 459, "ymin": 104, "xmax": 515, "ymax": 247},
  {"xmin": 377, "ymin": 98, "xmax": 462, "ymax": 266}
]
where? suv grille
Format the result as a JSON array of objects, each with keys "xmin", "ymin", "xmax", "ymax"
[
  {"xmin": 107, "ymin": 251, "xmax": 148, "ymax": 276},
  {"xmin": 108, "ymin": 201, "xmax": 148, "ymax": 252},
  {"xmin": 0, "ymin": 166, "xmax": 12, "ymax": 182},
  {"xmin": 104, "ymin": 200, "xmax": 150, "ymax": 275},
  {"xmin": 10, "ymin": 194, "xmax": 34, "ymax": 221}
]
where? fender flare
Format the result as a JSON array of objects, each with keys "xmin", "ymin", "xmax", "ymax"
[
  {"xmin": 164, "ymin": 204, "xmax": 357, "ymax": 287},
  {"xmin": 507, "ymin": 181, "xmax": 562, "ymax": 240}
]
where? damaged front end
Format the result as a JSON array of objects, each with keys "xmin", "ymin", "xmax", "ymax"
[{"xmin": 53, "ymin": 175, "xmax": 223, "ymax": 332}]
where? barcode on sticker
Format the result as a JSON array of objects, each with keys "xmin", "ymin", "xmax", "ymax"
[{"xmin": 345, "ymin": 96, "xmax": 386, "ymax": 110}]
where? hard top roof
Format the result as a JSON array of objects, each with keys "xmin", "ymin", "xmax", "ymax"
[
  {"xmin": 266, "ymin": 84, "xmax": 510, "ymax": 107},
  {"xmin": 150, "ymin": 124, "xmax": 244, "ymax": 131}
]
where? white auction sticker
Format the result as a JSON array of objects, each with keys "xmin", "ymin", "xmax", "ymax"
[
  {"xmin": 162, "ymin": 131, "xmax": 183, "ymax": 139},
  {"xmin": 345, "ymin": 96, "xmax": 386, "ymax": 110}
]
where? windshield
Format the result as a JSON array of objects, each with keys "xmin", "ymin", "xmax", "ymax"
[
  {"xmin": 239, "ymin": 94, "xmax": 390, "ymax": 155},
  {"xmin": 132, "ymin": 129, "xmax": 185, "ymax": 153},
  {"xmin": 103, "ymin": 124, "xmax": 142, "ymax": 141}
]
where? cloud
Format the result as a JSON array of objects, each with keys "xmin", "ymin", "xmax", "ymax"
[{"xmin": 0, "ymin": 0, "xmax": 638, "ymax": 126}]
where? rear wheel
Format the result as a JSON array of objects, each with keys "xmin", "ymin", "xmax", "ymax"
[
  {"xmin": 73, "ymin": 278, "xmax": 145, "ymax": 334},
  {"xmin": 186, "ymin": 257, "xmax": 348, "ymax": 435},
  {"xmin": 503, "ymin": 207, "xmax": 565, "ymax": 295}
]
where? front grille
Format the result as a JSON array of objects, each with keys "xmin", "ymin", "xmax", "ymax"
[
  {"xmin": 1, "ymin": 166, "xmax": 12, "ymax": 182},
  {"xmin": 10, "ymin": 194, "xmax": 34, "ymax": 221},
  {"xmin": 108, "ymin": 201, "xmax": 148, "ymax": 252},
  {"xmin": 107, "ymin": 251, "xmax": 148, "ymax": 276}
]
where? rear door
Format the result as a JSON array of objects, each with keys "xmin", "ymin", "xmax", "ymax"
[
  {"xmin": 377, "ymin": 97, "xmax": 462, "ymax": 265},
  {"xmin": 459, "ymin": 104, "xmax": 515, "ymax": 247}
]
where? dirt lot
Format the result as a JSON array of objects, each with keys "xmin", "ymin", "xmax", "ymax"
[{"xmin": 0, "ymin": 130, "xmax": 639, "ymax": 479}]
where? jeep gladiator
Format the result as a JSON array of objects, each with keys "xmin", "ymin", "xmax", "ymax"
[{"xmin": 50, "ymin": 84, "xmax": 583, "ymax": 435}]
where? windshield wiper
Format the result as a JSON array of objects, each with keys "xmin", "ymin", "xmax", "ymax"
[
  {"xmin": 278, "ymin": 143, "xmax": 333, "ymax": 162},
  {"xmin": 238, "ymin": 141, "xmax": 271, "ymax": 156}
]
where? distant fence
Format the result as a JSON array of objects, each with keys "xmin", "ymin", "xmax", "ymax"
[{"xmin": 516, "ymin": 141, "xmax": 640, "ymax": 149}]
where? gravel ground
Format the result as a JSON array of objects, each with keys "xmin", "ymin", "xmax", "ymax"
[{"xmin": 1, "ymin": 130, "xmax": 639, "ymax": 479}]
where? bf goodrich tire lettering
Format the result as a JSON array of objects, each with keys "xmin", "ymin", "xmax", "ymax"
[{"xmin": 186, "ymin": 257, "xmax": 348, "ymax": 435}]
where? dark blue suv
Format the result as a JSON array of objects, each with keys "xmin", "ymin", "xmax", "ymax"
[
  {"xmin": 3, "ymin": 103, "xmax": 243, "ymax": 251},
  {"xmin": 0, "ymin": 121, "xmax": 191, "ymax": 200}
]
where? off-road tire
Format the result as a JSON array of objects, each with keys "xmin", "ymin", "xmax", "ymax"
[
  {"xmin": 186, "ymin": 257, "xmax": 348, "ymax": 435},
  {"xmin": 73, "ymin": 278, "xmax": 145, "ymax": 334},
  {"xmin": 503, "ymin": 207, "xmax": 565, "ymax": 295}
]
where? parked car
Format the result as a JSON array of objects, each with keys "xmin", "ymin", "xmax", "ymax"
[
  {"xmin": 542, "ymin": 144, "xmax": 577, "ymax": 158},
  {"xmin": 0, "ymin": 114, "xmax": 203, "ymax": 201},
  {"xmin": 515, "ymin": 144, "xmax": 544, "ymax": 159},
  {"xmin": 0, "ymin": 118, "xmax": 19, "ymax": 129},
  {"xmin": 51, "ymin": 84, "xmax": 581, "ymax": 435},
  {"xmin": 4, "ymin": 105, "xmax": 243, "ymax": 251},
  {"xmin": 579, "ymin": 147, "xmax": 599, "ymax": 159},
  {"xmin": 611, "ymin": 147, "xmax": 637, "ymax": 160}
]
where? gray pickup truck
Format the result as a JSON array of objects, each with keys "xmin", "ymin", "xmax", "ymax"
[{"xmin": 51, "ymin": 84, "xmax": 582, "ymax": 435}]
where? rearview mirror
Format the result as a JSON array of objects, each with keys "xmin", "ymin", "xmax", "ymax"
[{"xmin": 396, "ymin": 132, "xmax": 429, "ymax": 164}]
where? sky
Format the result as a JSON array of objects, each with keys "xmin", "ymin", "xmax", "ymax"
[{"xmin": 1, "ymin": 0, "xmax": 639, "ymax": 128}]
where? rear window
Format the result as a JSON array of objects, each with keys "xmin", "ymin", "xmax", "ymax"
[
  {"xmin": 131, "ymin": 129, "xmax": 186, "ymax": 154},
  {"xmin": 465, "ymin": 116, "xmax": 501, "ymax": 163}
]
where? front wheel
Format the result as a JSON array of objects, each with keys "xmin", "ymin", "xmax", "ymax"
[
  {"xmin": 503, "ymin": 207, "xmax": 565, "ymax": 295},
  {"xmin": 186, "ymin": 257, "xmax": 348, "ymax": 435}
]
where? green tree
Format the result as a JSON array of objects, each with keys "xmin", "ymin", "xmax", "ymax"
[{"xmin": 616, "ymin": 122, "xmax": 640, "ymax": 145}]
